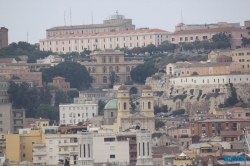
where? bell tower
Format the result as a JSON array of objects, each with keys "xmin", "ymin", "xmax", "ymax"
[
  {"xmin": 141, "ymin": 85, "xmax": 154, "ymax": 117},
  {"xmin": 117, "ymin": 84, "xmax": 130, "ymax": 127}
]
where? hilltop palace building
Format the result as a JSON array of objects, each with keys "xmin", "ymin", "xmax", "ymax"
[{"xmin": 40, "ymin": 13, "xmax": 169, "ymax": 52}]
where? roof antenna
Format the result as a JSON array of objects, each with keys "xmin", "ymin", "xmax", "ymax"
[
  {"xmin": 181, "ymin": 9, "xmax": 183, "ymax": 23},
  {"xmin": 70, "ymin": 7, "xmax": 72, "ymax": 26},
  {"xmin": 64, "ymin": 10, "xmax": 66, "ymax": 26},
  {"xmin": 91, "ymin": 10, "xmax": 93, "ymax": 24}
]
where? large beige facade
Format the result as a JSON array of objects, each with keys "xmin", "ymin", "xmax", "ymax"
[
  {"xmin": 166, "ymin": 61, "xmax": 242, "ymax": 77},
  {"xmin": 79, "ymin": 50, "xmax": 143, "ymax": 87},
  {"xmin": 231, "ymin": 48, "xmax": 250, "ymax": 73},
  {"xmin": 168, "ymin": 27, "xmax": 249, "ymax": 49},
  {"xmin": 40, "ymin": 29, "xmax": 170, "ymax": 52},
  {"xmin": 46, "ymin": 14, "xmax": 135, "ymax": 37}
]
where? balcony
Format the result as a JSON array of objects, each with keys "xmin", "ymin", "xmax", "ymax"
[
  {"xmin": 13, "ymin": 116, "xmax": 23, "ymax": 119},
  {"xmin": 58, "ymin": 142, "xmax": 77, "ymax": 147},
  {"xmin": 33, "ymin": 144, "xmax": 46, "ymax": 148},
  {"xmin": 33, "ymin": 159, "xmax": 47, "ymax": 164},
  {"xmin": 58, "ymin": 151, "xmax": 70, "ymax": 155},
  {"xmin": 129, "ymin": 149, "xmax": 137, "ymax": 152},
  {"xmin": 33, "ymin": 151, "xmax": 46, "ymax": 155},
  {"xmin": 129, "ymin": 140, "xmax": 136, "ymax": 144}
]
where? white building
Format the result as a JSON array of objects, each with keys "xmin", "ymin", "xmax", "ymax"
[
  {"xmin": 39, "ymin": 29, "xmax": 170, "ymax": 53},
  {"xmin": 169, "ymin": 74, "xmax": 250, "ymax": 86},
  {"xmin": 36, "ymin": 55, "xmax": 64, "ymax": 66},
  {"xmin": 136, "ymin": 129, "xmax": 153, "ymax": 166},
  {"xmin": 77, "ymin": 129, "xmax": 153, "ymax": 166},
  {"xmin": 33, "ymin": 127, "xmax": 79, "ymax": 165},
  {"xmin": 59, "ymin": 102, "xmax": 98, "ymax": 125}
]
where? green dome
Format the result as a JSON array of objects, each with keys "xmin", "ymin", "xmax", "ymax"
[{"xmin": 104, "ymin": 99, "xmax": 118, "ymax": 110}]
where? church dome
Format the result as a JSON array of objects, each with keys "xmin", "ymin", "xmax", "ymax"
[
  {"xmin": 143, "ymin": 84, "xmax": 152, "ymax": 90},
  {"xmin": 104, "ymin": 99, "xmax": 118, "ymax": 110},
  {"xmin": 118, "ymin": 84, "xmax": 128, "ymax": 90}
]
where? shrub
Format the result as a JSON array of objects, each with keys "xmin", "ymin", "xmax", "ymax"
[
  {"xmin": 197, "ymin": 90, "xmax": 202, "ymax": 101},
  {"xmin": 173, "ymin": 94, "xmax": 187, "ymax": 102},
  {"xmin": 190, "ymin": 89, "xmax": 194, "ymax": 95},
  {"xmin": 172, "ymin": 109, "xmax": 185, "ymax": 115}
]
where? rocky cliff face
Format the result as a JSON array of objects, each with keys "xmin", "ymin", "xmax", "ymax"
[{"xmin": 146, "ymin": 76, "xmax": 250, "ymax": 115}]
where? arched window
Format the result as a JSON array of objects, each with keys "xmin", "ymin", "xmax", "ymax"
[
  {"xmin": 116, "ymin": 76, "xmax": 120, "ymax": 83},
  {"xmin": 103, "ymin": 76, "xmax": 107, "ymax": 83},
  {"xmin": 131, "ymin": 66, "xmax": 134, "ymax": 70},
  {"xmin": 88, "ymin": 67, "xmax": 91, "ymax": 73},
  {"xmin": 115, "ymin": 66, "xmax": 119, "ymax": 73},
  {"xmin": 103, "ymin": 66, "xmax": 106, "ymax": 73},
  {"xmin": 92, "ymin": 67, "xmax": 95, "ymax": 73},
  {"xmin": 123, "ymin": 102, "xmax": 126, "ymax": 110},
  {"xmin": 109, "ymin": 66, "xmax": 113, "ymax": 72},
  {"xmin": 126, "ymin": 66, "xmax": 130, "ymax": 72},
  {"xmin": 148, "ymin": 102, "xmax": 151, "ymax": 109}
]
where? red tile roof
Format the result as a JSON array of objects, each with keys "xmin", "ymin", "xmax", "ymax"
[
  {"xmin": 152, "ymin": 145, "xmax": 179, "ymax": 154},
  {"xmin": 229, "ymin": 107, "xmax": 244, "ymax": 112},
  {"xmin": 0, "ymin": 58, "xmax": 15, "ymax": 63},
  {"xmin": 44, "ymin": 28, "xmax": 168, "ymax": 40},
  {"xmin": 171, "ymin": 27, "xmax": 248, "ymax": 35}
]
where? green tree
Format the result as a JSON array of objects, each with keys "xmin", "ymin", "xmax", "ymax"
[
  {"xmin": 39, "ymin": 86, "xmax": 52, "ymax": 105},
  {"xmin": 212, "ymin": 32, "xmax": 231, "ymax": 49},
  {"xmin": 172, "ymin": 109, "xmax": 185, "ymax": 116},
  {"xmin": 192, "ymin": 40, "xmax": 202, "ymax": 52},
  {"xmin": 67, "ymin": 90, "xmax": 79, "ymax": 103},
  {"xmin": 130, "ymin": 63, "xmax": 158, "ymax": 84},
  {"xmin": 108, "ymin": 71, "xmax": 118, "ymax": 88},
  {"xmin": 55, "ymin": 90, "xmax": 70, "ymax": 107},
  {"xmin": 145, "ymin": 44, "xmax": 157, "ymax": 54},
  {"xmin": 98, "ymin": 100, "xmax": 106, "ymax": 115},
  {"xmin": 242, "ymin": 37, "xmax": 250, "ymax": 47},
  {"xmin": 155, "ymin": 119, "xmax": 165, "ymax": 129},
  {"xmin": 35, "ymin": 104, "xmax": 59, "ymax": 121},
  {"xmin": 42, "ymin": 61, "xmax": 92, "ymax": 90}
]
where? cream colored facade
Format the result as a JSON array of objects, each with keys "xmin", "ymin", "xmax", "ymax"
[
  {"xmin": 6, "ymin": 121, "xmax": 50, "ymax": 163},
  {"xmin": 231, "ymin": 48, "xmax": 250, "ymax": 73},
  {"xmin": 39, "ymin": 29, "xmax": 170, "ymax": 52},
  {"xmin": 46, "ymin": 14, "xmax": 135, "ymax": 37},
  {"xmin": 48, "ymin": 76, "xmax": 70, "ymax": 92},
  {"xmin": 79, "ymin": 50, "xmax": 143, "ymax": 87},
  {"xmin": 166, "ymin": 61, "xmax": 242, "ymax": 77},
  {"xmin": 208, "ymin": 50, "xmax": 232, "ymax": 60},
  {"xmin": 170, "ymin": 74, "xmax": 250, "ymax": 86}
]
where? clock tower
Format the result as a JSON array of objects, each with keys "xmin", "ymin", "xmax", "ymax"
[{"xmin": 141, "ymin": 85, "xmax": 154, "ymax": 117}]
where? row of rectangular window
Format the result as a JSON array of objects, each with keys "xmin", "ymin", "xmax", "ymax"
[{"xmin": 62, "ymin": 106, "xmax": 95, "ymax": 111}]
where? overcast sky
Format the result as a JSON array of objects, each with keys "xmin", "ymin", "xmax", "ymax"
[{"xmin": 1, "ymin": 0, "xmax": 250, "ymax": 44}]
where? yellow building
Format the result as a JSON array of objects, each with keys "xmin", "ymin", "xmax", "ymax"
[
  {"xmin": 6, "ymin": 121, "xmax": 48, "ymax": 162},
  {"xmin": 208, "ymin": 50, "xmax": 232, "ymax": 60},
  {"xmin": 78, "ymin": 50, "xmax": 144, "ymax": 87},
  {"xmin": 231, "ymin": 48, "xmax": 250, "ymax": 73}
]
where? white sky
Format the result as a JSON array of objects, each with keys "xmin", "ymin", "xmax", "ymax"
[{"xmin": 1, "ymin": 0, "xmax": 250, "ymax": 44}]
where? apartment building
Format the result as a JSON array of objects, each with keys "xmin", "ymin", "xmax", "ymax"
[
  {"xmin": 33, "ymin": 133, "xmax": 78, "ymax": 165},
  {"xmin": 78, "ymin": 50, "xmax": 143, "ymax": 87},
  {"xmin": 59, "ymin": 101, "xmax": 98, "ymax": 125},
  {"xmin": 0, "ymin": 104, "xmax": 25, "ymax": 134},
  {"xmin": 39, "ymin": 29, "xmax": 170, "ymax": 52},
  {"xmin": 0, "ymin": 27, "xmax": 8, "ymax": 49},
  {"xmin": 169, "ymin": 74, "xmax": 250, "ymax": 86},
  {"xmin": 174, "ymin": 22, "xmax": 241, "ymax": 32},
  {"xmin": 231, "ymin": 48, "xmax": 250, "ymax": 73},
  {"xmin": 166, "ymin": 61, "xmax": 242, "ymax": 77},
  {"xmin": 77, "ymin": 129, "xmax": 153, "ymax": 166},
  {"xmin": 48, "ymin": 76, "xmax": 70, "ymax": 92},
  {"xmin": 190, "ymin": 119, "xmax": 250, "ymax": 137},
  {"xmin": 167, "ymin": 126, "xmax": 192, "ymax": 149},
  {"xmin": 46, "ymin": 14, "xmax": 135, "ymax": 37},
  {"xmin": 168, "ymin": 27, "xmax": 249, "ymax": 49}
]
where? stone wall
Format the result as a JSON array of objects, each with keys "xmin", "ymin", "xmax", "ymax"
[{"xmin": 146, "ymin": 75, "xmax": 250, "ymax": 115}]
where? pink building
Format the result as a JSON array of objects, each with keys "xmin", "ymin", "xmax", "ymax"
[{"xmin": 168, "ymin": 27, "xmax": 249, "ymax": 49}]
